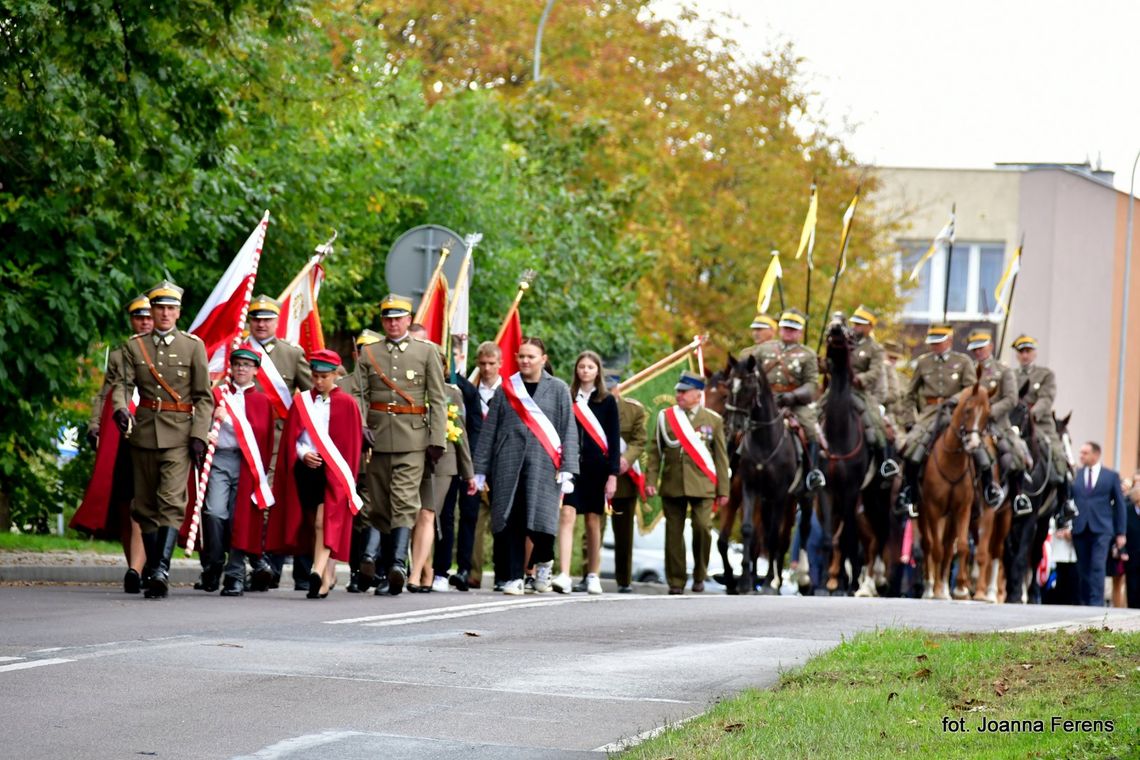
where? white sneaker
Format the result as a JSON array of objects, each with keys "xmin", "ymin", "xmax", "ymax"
[
  {"xmin": 431, "ymin": 576, "xmax": 451, "ymax": 593},
  {"xmin": 534, "ymin": 561, "xmax": 553, "ymax": 593},
  {"xmin": 551, "ymin": 572, "xmax": 572, "ymax": 594},
  {"xmin": 586, "ymin": 573, "xmax": 603, "ymax": 595},
  {"xmin": 502, "ymin": 579, "xmax": 524, "ymax": 595}
]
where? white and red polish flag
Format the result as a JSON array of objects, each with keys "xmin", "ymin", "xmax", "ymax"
[
  {"xmin": 189, "ymin": 211, "xmax": 270, "ymax": 374},
  {"xmin": 276, "ymin": 254, "xmax": 325, "ymax": 354}
]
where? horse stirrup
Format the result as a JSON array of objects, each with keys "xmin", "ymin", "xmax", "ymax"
[
  {"xmin": 879, "ymin": 459, "xmax": 900, "ymax": 479},
  {"xmin": 984, "ymin": 484, "xmax": 1005, "ymax": 508},
  {"xmin": 1013, "ymin": 494, "xmax": 1032, "ymax": 516},
  {"xmin": 806, "ymin": 469, "xmax": 826, "ymax": 491}
]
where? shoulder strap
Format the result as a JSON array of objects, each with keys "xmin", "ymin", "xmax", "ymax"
[
  {"xmin": 364, "ymin": 347, "xmax": 416, "ymax": 406},
  {"xmin": 133, "ymin": 336, "xmax": 182, "ymax": 402}
]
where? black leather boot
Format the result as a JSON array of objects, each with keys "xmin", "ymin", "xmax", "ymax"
[
  {"xmin": 805, "ymin": 441, "xmax": 826, "ymax": 491},
  {"xmin": 194, "ymin": 514, "xmax": 226, "ymax": 592},
  {"xmin": 387, "ymin": 527, "xmax": 411, "ymax": 596},
  {"xmin": 220, "ymin": 574, "xmax": 245, "ymax": 597},
  {"xmin": 247, "ymin": 555, "xmax": 274, "ymax": 592},
  {"xmin": 144, "ymin": 526, "xmax": 179, "ymax": 599},
  {"xmin": 897, "ymin": 458, "xmax": 920, "ymax": 517},
  {"xmin": 373, "ymin": 532, "xmax": 393, "ymax": 596},
  {"xmin": 358, "ymin": 528, "xmax": 380, "ymax": 591},
  {"xmin": 974, "ymin": 448, "xmax": 1004, "ymax": 507},
  {"xmin": 141, "ymin": 530, "xmax": 160, "ymax": 593}
]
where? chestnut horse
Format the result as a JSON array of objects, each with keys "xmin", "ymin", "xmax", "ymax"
[{"xmin": 919, "ymin": 380, "xmax": 990, "ymax": 600}]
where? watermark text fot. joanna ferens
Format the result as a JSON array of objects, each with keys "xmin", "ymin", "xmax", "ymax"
[{"xmin": 941, "ymin": 716, "xmax": 1115, "ymax": 734}]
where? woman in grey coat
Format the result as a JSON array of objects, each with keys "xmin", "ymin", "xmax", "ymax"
[{"xmin": 473, "ymin": 338, "xmax": 579, "ymax": 595}]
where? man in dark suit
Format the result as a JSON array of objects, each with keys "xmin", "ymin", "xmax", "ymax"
[{"xmin": 1071, "ymin": 441, "xmax": 1128, "ymax": 607}]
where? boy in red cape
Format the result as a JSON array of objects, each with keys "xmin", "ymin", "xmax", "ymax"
[
  {"xmin": 267, "ymin": 348, "xmax": 363, "ymax": 598},
  {"xmin": 182, "ymin": 345, "xmax": 276, "ymax": 596}
]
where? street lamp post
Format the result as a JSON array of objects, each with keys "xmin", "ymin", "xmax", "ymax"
[
  {"xmin": 1113, "ymin": 149, "xmax": 1140, "ymax": 471},
  {"xmin": 533, "ymin": 0, "xmax": 556, "ymax": 82}
]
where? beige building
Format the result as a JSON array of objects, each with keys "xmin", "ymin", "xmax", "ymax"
[{"xmin": 871, "ymin": 163, "xmax": 1140, "ymax": 472}]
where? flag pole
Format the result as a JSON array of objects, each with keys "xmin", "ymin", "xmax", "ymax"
[
  {"xmin": 773, "ymin": 248, "xmax": 786, "ymax": 313},
  {"xmin": 801, "ymin": 181, "xmax": 817, "ymax": 346},
  {"xmin": 414, "ymin": 242, "xmax": 453, "ymax": 324},
  {"xmin": 616, "ymin": 336, "xmax": 704, "ymax": 394},
  {"xmin": 274, "ymin": 231, "xmax": 335, "ymax": 304},
  {"xmin": 187, "ymin": 210, "xmax": 271, "ymax": 555},
  {"xmin": 941, "ymin": 202, "xmax": 957, "ymax": 324},
  {"xmin": 998, "ymin": 234, "xmax": 1026, "ymax": 360},
  {"xmin": 816, "ymin": 187, "xmax": 860, "ymax": 353}
]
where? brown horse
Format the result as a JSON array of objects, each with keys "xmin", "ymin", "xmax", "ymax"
[
  {"xmin": 919, "ymin": 380, "xmax": 990, "ymax": 600},
  {"xmin": 971, "ymin": 465, "xmax": 1011, "ymax": 603}
]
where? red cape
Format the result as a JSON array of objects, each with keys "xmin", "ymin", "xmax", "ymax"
[
  {"xmin": 71, "ymin": 395, "xmax": 125, "ymax": 538},
  {"xmin": 178, "ymin": 387, "xmax": 274, "ymax": 555},
  {"xmin": 266, "ymin": 387, "xmax": 362, "ymax": 561}
]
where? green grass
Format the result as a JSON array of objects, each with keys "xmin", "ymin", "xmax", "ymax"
[
  {"xmin": 622, "ymin": 628, "xmax": 1140, "ymax": 760},
  {"xmin": 0, "ymin": 531, "xmax": 124, "ymax": 555}
]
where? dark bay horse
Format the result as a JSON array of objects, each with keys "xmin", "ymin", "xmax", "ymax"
[
  {"xmin": 1004, "ymin": 402, "xmax": 1073, "ymax": 603},
  {"xmin": 919, "ymin": 380, "xmax": 990, "ymax": 600},
  {"xmin": 817, "ymin": 322, "xmax": 875, "ymax": 595}
]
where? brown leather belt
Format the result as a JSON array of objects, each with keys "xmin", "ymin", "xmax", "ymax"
[
  {"xmin": 772, "ymin": 383, "xmax": 796, "ymax": 394},
  {"xmin": 138, "ymin": 397, "xmax": 194, "ymax": 413},
  {"xmin": 925, "ymin": 396, "xmax": 946, "ymax": 406},
  {"xmin": 370, "ymin": 402, "xmax": 428, "ymax": 415}
]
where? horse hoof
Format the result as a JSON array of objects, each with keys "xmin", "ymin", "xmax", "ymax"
[
  {"xmin": 725, "ymin": 584, "xmax": 739, "ymax": 596},
  {"xmin": 922, "ymin": 589, "xmax": 934, "ymax": 600},
  {"xmin": 759, "ymin": 584, "xmax": 779, "ymax": 596},
  {"xmin": 952, "ymin": 587, "xmax": 970, "ymax": 600}
]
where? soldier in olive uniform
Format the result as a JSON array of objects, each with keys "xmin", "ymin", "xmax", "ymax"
[
  {"xmin": 75, "ymin": 294, "xmax": 152, "ymax": 593},
  {"xmin": 736, "ymin": 314, "xmax": 777, "ymax": 362},
  {"xmin": 846, "ymin": 305, "xmax": 899, "ymax": 478},
  {"xmin": 897, "ymin": 324, "xmax": 990, "ymax": 515},
  {"xmin": 646, "ymin": 371, "xmax": 730, "ymax": 594},
  {"xmin": 968, "ymin": 330, "xmax": 1031, "ymax": 513},
  {"xmin": 113, "ymin": 281, "xmax": 214, "ymax": 599},
  {"xmin": 341, "ymin": 330, "xmax": 383, "ymax": 593},
  {"xmin": 1012, "ymin": 335, "xmax": 1076, "ymax": 516},
  {"xmin": 607, "ymin": 372, "xmax": 648, "ymax": 593},
  {"xmin": 881, "ymin": 340, "xmax": 914, "ymax": 436},
  {"xmin": 753, "ymin": 309, "xmax": 826, "ymax": 490},
  {"xmin": 360, "ymin": 295, "xmax": 447, "ymax": 595},
  {"xmin": 246, "ymin": 294, "xmax": 314, "ymax": 590}
]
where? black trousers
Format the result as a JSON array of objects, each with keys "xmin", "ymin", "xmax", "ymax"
[
  {"xmin": 493, "ymin": 468, "xmax": 554, "ymax": 582},
  {"xmin": 432, "ymin": 477, "xmax": 465, "ymax": 576},
  {"xmin": 1073, "ymin": 528, "xmax": 1111, "ymax": 607},
  {"xmin": 610, "ymin": 495, "xmax": 637, "ymax": 586}
]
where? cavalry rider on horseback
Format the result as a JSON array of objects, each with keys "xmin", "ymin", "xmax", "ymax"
[
  {"xmin": 847, "ymin": 305, "xmax": 900, "ymax": 479},
  {"xmin": 898, "ymin": 324, "xmax": 1004, "ymax": 514},
  {"xmin": 967, "ymin": 329, "xmax": 1031, "ymax": 514},
  {"xmin": 753, "ymin": 309, "xmax": 826, "ymax": 491},
  {"xmin": 736, "ymin": 313, "xmax": 777, "ymax": 362},
  {"xmin": 1011, "ymin": 334, "xmax": 1078, "ymax": 520}
]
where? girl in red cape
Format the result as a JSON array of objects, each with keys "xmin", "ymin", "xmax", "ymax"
[{"xmin": 267, "ymin": 349, "xmax": 362, "ymax": 598}]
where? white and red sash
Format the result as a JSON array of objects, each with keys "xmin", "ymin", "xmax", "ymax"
[
  {"xmin": 251, "ymin": 341, "xmax": 292, "ymax": 418},
  {"xmin": 502, "ymin": 372, "xmax": 562, "ymax": 469},
  {"xmin": 663, "ymin": 405, "xmax": 717, "ymax": 486},
  {"xmin": 294, "ymin": 390, "xmax": 363, "ymax": 514},
  {"xmin": 218, "ymin": 389, "xmax": 274, "ymax": 509},
  {"xmin": 574, "ymin": 397, "xmax": 608, "ymax": 455},
  {"xmin": 620, "ymin": 437, "xmax": 646, "ymax": 499}
]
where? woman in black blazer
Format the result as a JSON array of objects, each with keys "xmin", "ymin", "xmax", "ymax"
[{"xmin": 554, "ymin": 350, "xmax": 621, "ymax": 595}]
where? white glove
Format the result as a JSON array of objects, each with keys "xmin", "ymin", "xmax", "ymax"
[
  {"xmin": 474, "ymin": 474, "xmax": 487, "ymax": 492},
  {"xmin": 557, "ymin": 472, "xmax": 574, "ymax": 495}
]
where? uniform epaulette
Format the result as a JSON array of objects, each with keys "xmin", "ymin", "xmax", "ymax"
[
  {"xmin": 184, "ymin": 332, "xmax": 204, "ymax": 343},
  {"xmin": 623, "ymin": 397, "xmax": 645, "ymax": 408},
  {"xmin": 412, "ymin": 337, "xmax": 434, "ymax": 345},
  {"xmin": 703, "ymin": 408, "xmax": 723, "ymax": 420},
  {"xmin": 130, "ymin": 332, "xmax": 148, "ymax": 339}
]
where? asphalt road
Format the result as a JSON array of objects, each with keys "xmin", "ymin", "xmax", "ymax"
[{"xmin": 2, "ymin": 584, "xmax": 1138, "ymax": 759}]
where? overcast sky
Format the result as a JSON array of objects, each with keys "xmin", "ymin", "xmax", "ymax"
[{"xmin": 656, "ymin": 0, "xmax": 1140, "ymax": 191}]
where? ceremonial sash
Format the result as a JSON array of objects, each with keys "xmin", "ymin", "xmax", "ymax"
[
  {"xmin": 218, "ymin": 390, "xmax": 274, "ymax": 509},
  {"xmin": 574, "ymin": 398, "xmax": 608, "ymax": 455},
  {"xmin": 294, "ymin": 391, "xmax": 363, "ymax": 514},
  {"xmin": 663, "ymin": 406, "xmax": 717, "ymax": 486},
  {"xmin": 502, "ymin": 372, "xmax": 562, "ymax": 469},
  {"xmin": 620, "ymin": 437, "xmax": 646, "ymax": 499},
  {"xmin": 251, "ymin": 341, "xmax": 292, "ymax": 418}
]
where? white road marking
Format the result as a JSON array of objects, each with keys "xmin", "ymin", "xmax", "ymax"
[
  {"xmin": 231, "ymin": 730, "xmax": 366, "ymax": 760},
  {"xmin": 0, "ymin": 656, "xmax": 24, "ymax": 662},
  {"xmin": 593, "ymin": 714, "xmax": 700, "ymax": 753},
  {"xmin": 0, "ymin": 657, "xmax": 74, "ymax": 673},
  {"xmin": 324, "ymin": 593, "xmax": 658, "ymax": 627}
]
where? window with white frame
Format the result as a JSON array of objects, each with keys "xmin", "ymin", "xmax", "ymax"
[{"xmin": 898, "ymin": 240, "xmax": 1007, "ymax": 322}]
